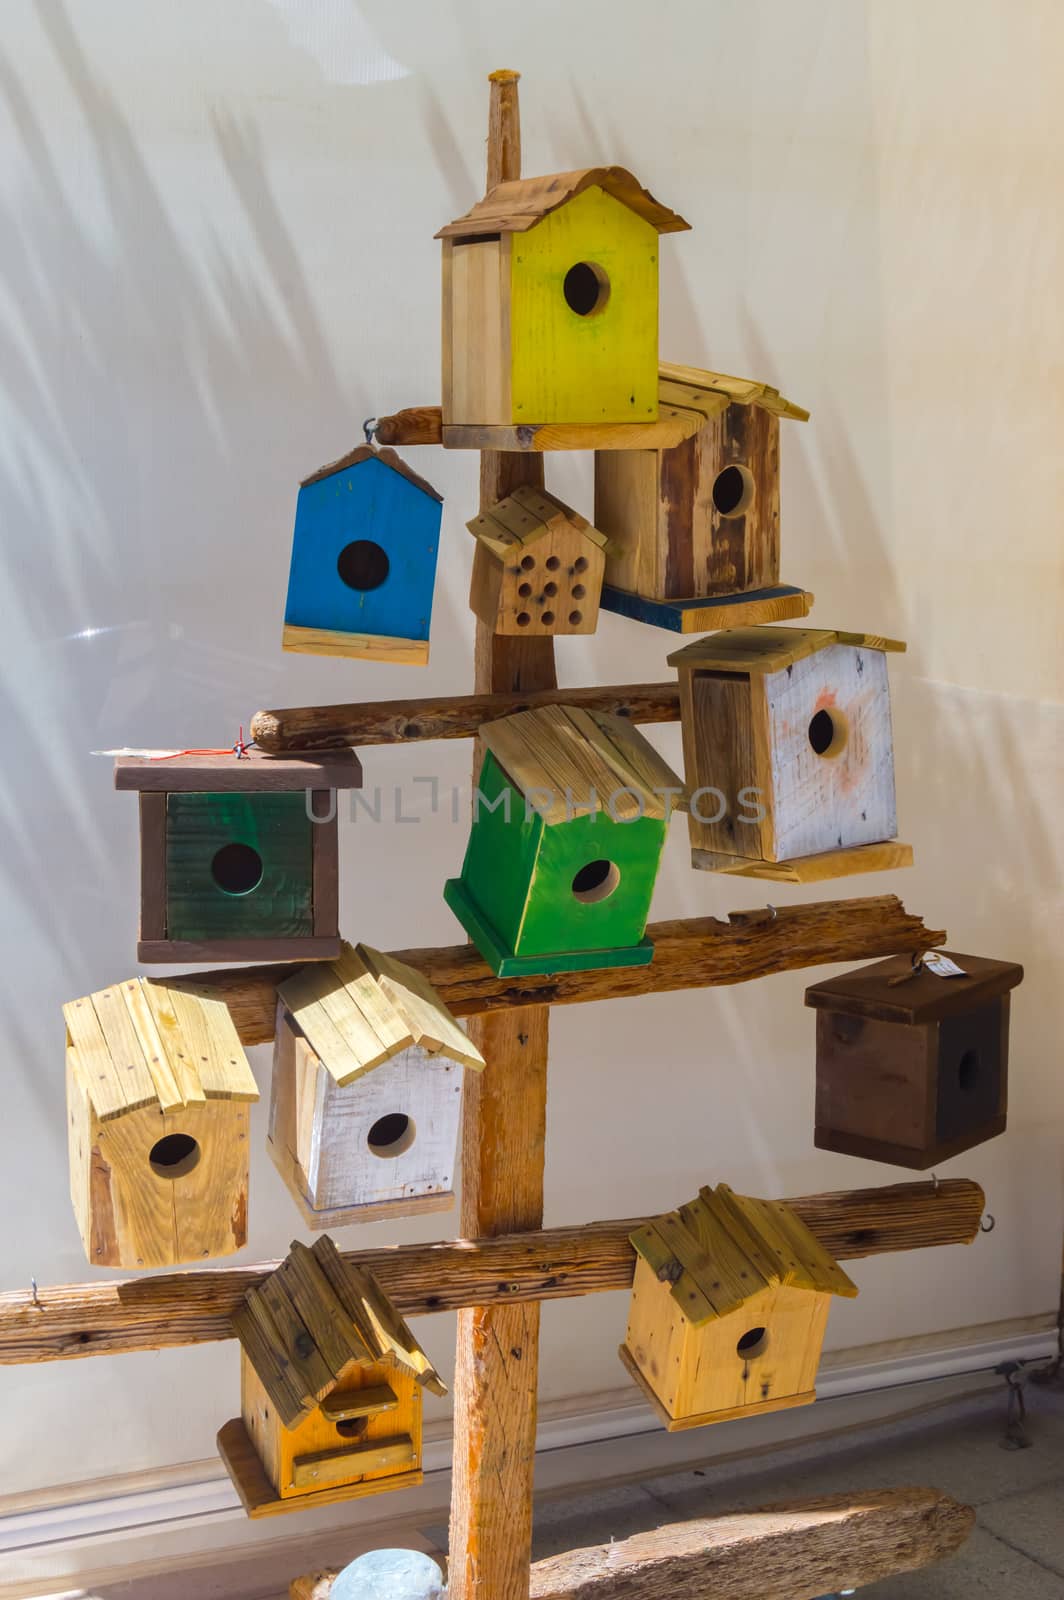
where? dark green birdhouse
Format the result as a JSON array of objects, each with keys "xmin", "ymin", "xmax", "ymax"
[
  {"xmin": 115, "ymin": 749, "xmax": 363, "ymax": 962},
  {"xmin": 444, "ymin": 705, "xmax": 683, "ymax": 976}
]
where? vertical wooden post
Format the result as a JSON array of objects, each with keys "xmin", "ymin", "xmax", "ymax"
[{"xmin": 447, "ymin": 71, "xmax": 555, "ymax": 1600}]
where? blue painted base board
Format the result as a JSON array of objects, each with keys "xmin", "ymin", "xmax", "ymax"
[{"xmin": 599, "ymin": 583, "xmax": 813, "ymax": 633}]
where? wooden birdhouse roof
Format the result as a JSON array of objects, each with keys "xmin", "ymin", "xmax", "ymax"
[
  {"xmin": 436, "ymin": 167, "xmax": 690, "ymax": 240},
  {"xmin": 479, "ymin": 703, "xmax": 684, "ymax": 825},
  {"xmin": 806, "ymin": 951, "xmax": 1024, "ymax": 1026},
  {"xmin": 277, "ymin": 943, "xmax": 485, "ymax": 1088},
  {"xmin": 667, "ymin": 626, "xmax": 907, "ymax": 676},
  {"xmin": 467, "ymin": 484, "xmax": 609, "ymax": 562},
  {"xmin": 300, "ymin": 442, "xmax": 443, "ymax": 500},
  {"xmin": 630, "ymin": 1184, "xmax": 858, "ymax": 1328},
  {"xmin": 657, "ymin": 361, "xmax": 810, "ymax": 427},
  {"xmin": 63, "ymin": 978, "xmax": 259, "ymax": 1121},
  {"xmin": 113, "ymin": 747, "xmax": 363, "ymax": 793},
  {"xmin": 233, "ymin": 1235, "xmax": 447, "ymax": 1429}
]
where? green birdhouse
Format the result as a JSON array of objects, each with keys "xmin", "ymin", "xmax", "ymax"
[
  {"xmin": 444, "ymin": 705, "xmax": 683, "ymax": 976},
  {"xmin": 115, "ymin": 749, "xmax": 363, "ymax": 962}
]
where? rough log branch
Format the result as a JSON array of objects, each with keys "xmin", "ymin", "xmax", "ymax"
[
  {"xmin": 0, "ymin": 1180, "xmax": 983, "ymax": 1364},
  {"xmin": 292, "ymin": 1486, "xmax": 975, "ymax": 1600},
  {"xmin": 373, "ymin": 405, "xmax": 443, "ymax": 446},
  {"xmin": 180, "ymin": 896, "xmax": 947, "ymax": 1047},
  {"xmin": 250, "ymin": 682, "xmax": 680, "ymax": 753}
]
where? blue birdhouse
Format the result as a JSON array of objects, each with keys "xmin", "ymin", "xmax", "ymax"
[{"xmin": 282, "ymin": 444, "xmax": 444, "ymax": 665}]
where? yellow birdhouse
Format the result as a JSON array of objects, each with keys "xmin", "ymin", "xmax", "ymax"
[
  {"xmin": 620, "ymin": 1184, "xmax": 857, "ymax": 1431},
  {"xmin": 467, "ymin": 484, "xmax": 609, "ymax": 636},
  {"xmin": 437, "ymin": 168, "xmax": 689, "ymax": 428},
  {"xmin": 218, "ymin": 1235, "xmax": 447, "ymax": 1517},
  {"xmin": 64, "ymin": 978, "xmax": 260, "ymax": 1269}
]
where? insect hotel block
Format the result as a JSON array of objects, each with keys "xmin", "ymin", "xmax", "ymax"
[
  {"xmin": 269, "ymin": 943, "xmax": 485, "ymax": 1228},
  {"xmin": 64, "ymin": 978, "xmax": 259, "ymax": 1269},
  {"xmin": 595, "ymin": 363, "xmax": 814, "ymax": 633},
  {"xmin": 668, "ymin": 626, "xmax": 912, "ymax": 882},
  {"xmin": 115, "ymin": 748, "xmax": 363, "ymax": 962},
  {"xmin": 218, "ymin": 1235, "xmax": 447, "ymax": 1517},
  {"xmin": 444, "ymin": 703, "xmax": 683, "ymax": 976},
  {"xmin": 283, "ymin": 445, "xmax": 443, "ymax": 665},
  {"xmin": 437, "ymin": 167, "xmax": 689, "ymax": 427},
  {"xmin": 806, "ymin": 952, "xmax": 1023, "ymax": 1169},
  {"xmin": 620, "ymin": 1183, "xmax": 857, "ymax": 1430},
  {"xmin": 467, "ymin": 483, "xmax": 608, "ymax": 637}
]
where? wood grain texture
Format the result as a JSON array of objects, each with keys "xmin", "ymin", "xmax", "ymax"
[
  {"xmin": 292, "ymin": 1485, "xmax": 973, "ymax": 1598},
  {"xmin": 597, "ymin": 583, "xmax": 813, "ymax": 634},
  {"xmin": 0, "ymin": 1179, "xmax": 984, "ymax": 1363},
  {"xmin": 691, "ymin": 841, "xmax": 915, "ymax": 883},
  {"xmin": 373, "ymin": 406, "xmax": 443, "ymax": 446},
  {"xmin": 250, "ymin": 682, "xmax": 680, "ymax": 753},
  {"xmin": 218, "ymin": 1416, "xmax": 422, "ymax": 1520},
  {"xmin": 115, "ymin": 750, "xmax": 363, "ymax": 792}
]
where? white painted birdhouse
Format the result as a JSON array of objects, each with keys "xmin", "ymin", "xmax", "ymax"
[{"xmin": 268, "ymin": 943, "xmax": 485, "ymax": 1228}]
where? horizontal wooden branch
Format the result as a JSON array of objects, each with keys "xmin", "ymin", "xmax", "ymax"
[
  {"xmin": 251, "ymin": 682, "xmax": 681, "ymax": 754},
  {"xmin": 0, "ymin": 1180, "xmax": 983, "ymax": 1364},
  {"xmin": 293, "ymin": 1486, "xmax": 975, "ymax": 1600},
  {"xmin": 181, "ymin": 896, "xmax": 946, "ymax": 1047},
  {"xmin": 374, "ymin": 405, "xmax": 443, "ymax": 446}
]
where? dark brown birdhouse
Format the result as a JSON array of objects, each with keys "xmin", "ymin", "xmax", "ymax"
[{"xmin": 806, "ymin": 953, "xmax": 1023, "ymax": 1170}]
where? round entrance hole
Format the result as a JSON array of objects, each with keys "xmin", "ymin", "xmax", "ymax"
[
  {"xmin": 736, "ymin": 1326, "xmax": 768, "ymax": 1360},
  {"xmin": 334, "ymin": 1416, "xmax": 369, "ymax": 1440},
  {"xmin": 367, "ymin": 1112, "xmax": 416, "ymax": 1159},
  {"xmin": 149, "ymin": 1133, "xmax": 201, "ymax": 1179},
  {"xmin": 711, "ymin": 464, "xmax": 755, "ymax": 518},
  {"xmin": 807, "ymin": 707, "xmax": 848, "ymax": 759},
  {"xmin": 958, "ymin": 1049, "xmax": 980, "ymax": 1093},
  {"xmin": 571, "ymin": 858, "xmax": 621, "ymax": 904},
  {"xmin": 336, "ymin": 539, "xmax": 390, "ymax": 592},
  {"xmin": 563, "ymin": 261, "xmax": 610, "ymax": 317},
  {"xmin": 211, "ymin": 841, "xmax": 264, "ymax": 896}
]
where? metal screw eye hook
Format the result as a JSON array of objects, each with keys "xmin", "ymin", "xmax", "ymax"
[
  {"xmin": 930, "ymin": 1171, "xmax": 940, "ymax": 1196},
  {"xmin": 30, "ymin": 1277, "xmax": 42, "ymax": 1310},
  {"xmin": 363, "ymin": 416, "xmax": 379, "ymax": 445},
  {"xmin": 766, "ymin": 904, "xmax": 777, "ymax": 921},
  {"xmin": 981, "ymin": 1213, "xmax": 996, "ymax": 1233}
]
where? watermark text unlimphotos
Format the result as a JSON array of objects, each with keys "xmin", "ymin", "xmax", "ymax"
[{"xmin": 306, "ymin": 782, "xmax": 765, "ymax": 826}]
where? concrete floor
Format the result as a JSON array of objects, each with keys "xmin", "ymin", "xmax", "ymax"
[{"xmin": 422, "ymin": 1377, "xmax": 1064, "ymax": 1596}]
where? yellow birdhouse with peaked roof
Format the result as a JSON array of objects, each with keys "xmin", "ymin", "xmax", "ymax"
[
  {"xmin": 620, "ymin": 1184, "xmax": 857, "ymax": 1431},
  {"xmin": 437, "ymin": 167, "xmax": 689, "ymax": 427}
]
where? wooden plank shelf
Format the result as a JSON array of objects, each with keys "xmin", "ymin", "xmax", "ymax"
[
  {"xmin": 250, "ymin": 681, "xmax": 681, "ymax": 753},
  {"xmin": 0, "ymin": 1179, "xmax": 984, "ymax": 1364}
]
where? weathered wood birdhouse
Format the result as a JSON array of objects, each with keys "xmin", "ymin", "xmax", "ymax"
[
  {"xmin": 269, "ymin": 943, "xmax": 485, "ymax": 1228},
  {"xmin": 65, "ymin": 977, "xmax": 259, "ymax": 1268},
  {"xmin": 437, "ymin": 168, "xmax": 689, "ymax": 427},
  {"xmin": 444, "ymin": 704, "xmax": 683, "ymax": 976},
  {"xmin": 806, "ymin": 952, "xmax": 1024, "ymax": 1169},
  {"xmin": 620, "ymin": 1184, "xmax": 857, "ymax": 1430},
  {"xmin": 595, "ymin": 364, "xmax": 813, "ymax": 633},
  {"xmin": 218, "ymin": 1236, "xmax": 446, "ymax": 1517},
  {"xmin": 283, "ymin": 445, "xmax": 444, "ymax": 665},
  {"xmin": 116, "ymin": 749, "xmax": 363, "ymax": 962},
  {"xmin": 668, "ymin": 626, "xmax": 911, "ymax": 882},
  {"xmin": 467, "ymin": 484, "xmax": 608, "ymax": 637}
]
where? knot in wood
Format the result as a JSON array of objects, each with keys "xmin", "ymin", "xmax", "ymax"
[{"xmin": 656, "ymin": 1256, "xmax": 684, "ymax": 1285}]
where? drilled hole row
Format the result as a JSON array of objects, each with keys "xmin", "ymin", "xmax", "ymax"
[{"xmin": 515, "ymin": 554, "xmax": 587, "ymax": 628}]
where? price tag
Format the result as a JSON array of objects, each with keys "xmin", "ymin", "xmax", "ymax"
[{"xmin": 921, "ymin": 951, "xmax": 968, "ymax": 979}]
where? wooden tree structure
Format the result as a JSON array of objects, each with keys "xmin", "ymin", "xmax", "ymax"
[{"xmin": 6, "ymin": 67, "xmax": 1010, "ymax": 1600}]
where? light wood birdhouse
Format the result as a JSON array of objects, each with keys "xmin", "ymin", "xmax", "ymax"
[
  {"xmin": 437, "ymin": 167, "xmax": 689, "ymax": 427},
  {"xmin": 218, "ymin": 1236, "xmax": 447, "ymax": 1517},
  {"xmin": 65, "ymin": 978, "xmax": 259, "ymax": 1269},
  {"xmin": 621, "ymin": 1184, "xmax": 857, "ymax": 1430},
  {"xmin": 806, "ymin": 952, "xmax": 1023, "ymax": 1169},
  {"xmin": 269, "ymin": 944, "xmax": 485, "ymax": 1228},
  {"xmin": 668, "ymin": 626, "xmax": 911, "ymax": 882},
  {"xmin": 467, "ymin": 484, "xmax": 608, "ymax": 637},
  {"xmin": 595, "ymin": 363, "xmax": 813, "ymax": 633},
  {"xmin": 115, "ymin": 749, "xmax": 362, "ymax": 963}
]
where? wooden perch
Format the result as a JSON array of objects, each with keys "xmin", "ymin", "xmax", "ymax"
[
  {"xmin": 292, "ymin": 1485, "xmax": 975, "ymax": 1599},
  {"xmin": 172, "ymin": 896, "xmax": 947, "ymax": 1048},
  {"xmin": 250, "ymin": 682, "xmax": 681, "ymax": 753},
  {"xmin": 0, "ymin": 1179, "xmax": 984, "ymax": 1364}
]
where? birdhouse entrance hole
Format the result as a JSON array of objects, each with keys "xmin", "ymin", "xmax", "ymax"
[
  {"xmin": 334, "ymin": 1416, "xmax": 369, "ymax": 1440},
  {"xmin": 711, "ymin": 464, "xmax": 755, "ymax": 518},
  {"xmin": 571, "ymin": 858, "xmax": 621, "ymax": 904},
  {"xmin": 367, "ymin": 1112, "xmax": 416, "ymax": 1159},
  {"xmin": 807, "ymin": 707, "xmax": 848, "ymax": 759},
  {"xmin": 149, "ymin": 1133, "xmax": 201, "ymax": 1179},
  {"xmin": 736, "ymin": 1326, "xmax": 768, "ymax": 1360},
  {"xmin": 337, "ymin": 539, "xmax": 390, "ymax": 593},
  {"xmin": 563, "ymin": 261, "xmax": 610, "ymax": 317},
  {"xmin": 958, "ymin": 1049, "xmax": 981, "ymax": 1094},
  {"xmin": 210, "ymin": 841, "xmax": 264, "ymax": 896}
]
